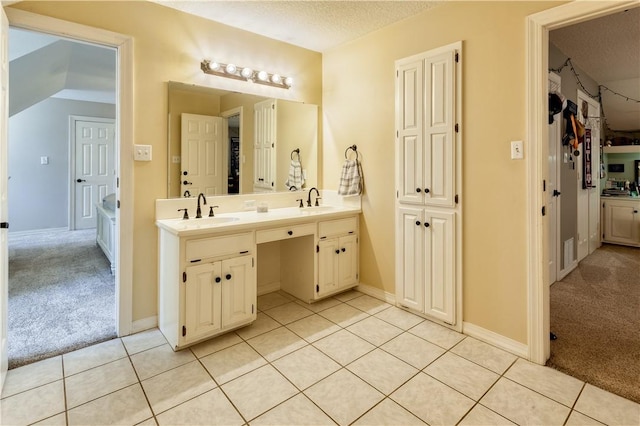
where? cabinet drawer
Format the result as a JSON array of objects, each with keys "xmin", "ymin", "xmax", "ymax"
[
  {"xmin": 186, "ymin": 232, "xmax": 253, "ymax": 262},
  {"xmin": 319, "ymin": 217, "xmax": 357, "ymax": 239},
  {"xmin": 256, "ymin": 223, "xmax": 316, "ymax": 244}
]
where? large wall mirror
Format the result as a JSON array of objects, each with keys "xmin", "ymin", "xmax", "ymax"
[{"xmin": 167, "ymin": 81, "xmax": 318, "ymax": 198}]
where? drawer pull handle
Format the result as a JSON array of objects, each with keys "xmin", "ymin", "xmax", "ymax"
[
  {"xmin": 424, "ymin": 222, "xmax": 430, "ymax": 228},
  {"xmin": 287, "ymin": 230, "xmax": 293, "ymax": 236},
  {"xmin": 215, "ymin": 277, "xmax": 221, "ymax": 283},
  {"xmin": 415, "ymin": 221, "xmax": 421, "ymax": 226},
  {"xmin": 424, "ymin": 188, "xmax": 430, "ymax": 194},
  {"xmin": 416, "ymin": 188, "xmax": 421, "ymax": 193},
  {"xmin": 225, "ymin": 274, "xmax": 232, "ymax": 280}
]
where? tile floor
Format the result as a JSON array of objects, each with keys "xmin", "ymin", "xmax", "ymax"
[{"xmin": 2, "ymin": 290, "xmax": 639, "ymax": 425}]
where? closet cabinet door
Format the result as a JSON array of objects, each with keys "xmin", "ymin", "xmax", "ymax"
[
  {"xmin": 221, "ymin": 255, "xmax": 256, "ymax": 329},
  {"xmin": 395, "ymin": 206, "xmax": 424, "ymax": 312},
  {"xmin": 184, "ymin": 262, "xmax": 222, "ymax": 344},
  {"xmin": 254, "ymin": 99, "xmax": 276, "ymax": 191},
  {"xmin": 423, "ymin": 210, "xmax": 455, "ymax": 324}
]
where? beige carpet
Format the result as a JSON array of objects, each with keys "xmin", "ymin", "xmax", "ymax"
[{"xmin": 547, "ymin": 243, "xmax": 640, "ymax": 404}]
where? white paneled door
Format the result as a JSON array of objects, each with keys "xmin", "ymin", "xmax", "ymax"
[
  {"xmin": 181, "ymin": 113, "xmax": 225, "ymax": 197},
  {"xmin": 74, "ymin": 119, "xmax": 115, "ymax": 230},
  {"xmin": 0, "ymin": 6, "xmax": 8, "ymax": 392}
]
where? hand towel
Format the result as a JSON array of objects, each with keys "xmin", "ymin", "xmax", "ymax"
[
  {"xmin": 338, "ymin": 159, "xmax": 362, "ymax": 195},
  {"xmin": 285, "ymin": 160, "xmax": 304, "ymax": 190}
]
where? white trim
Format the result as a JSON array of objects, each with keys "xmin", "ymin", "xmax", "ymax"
[
  {"xmin": 69, "ymin": 115, "xmax": 116, "ymax": 231},
  {"xmin": 356, "ymin": 282, "xmax": 396, "ymax": 305},
  {"xmin": 6, "ymin": 8, "xmax": 134, "ymax": 337},
  {"xmin": 7, "ymin": 227, "xmax": 68, "ymax": 238},
  {"xmin": 257, "ymin": 282, "xmax": 281, "ymax": 296},
  {"xmin": 525, "ymin": 0, "xmax": 638, "ymax": 365},
  {"xmin": 463, "ymin": 321, "xmax": 528, "ymax": 359},
  {"xmin": 131, "ymin": 316, "xmax": 158, "ymax": 334}
]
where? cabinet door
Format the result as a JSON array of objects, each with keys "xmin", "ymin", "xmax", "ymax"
[
  {"xmin": 424, "ymin": 210, "xmax": 455, "ymax": 324},
  {"xmin": 254, "ymin": 99, "xmax": 275, "ymax": 191},
  {"xmin": 221, "ymin": 255, "xmax": 256, "ymax": 328},
  {"xmin": 603, "ymin": 202, "xmax": 639, "ymax": 245},
  {"xmin": 317, "ymin": 239, "xmax": 339, "ymax": 297},
  {"xmin": 395, "ymin": 207, "xmax": 424, "ymax": 312},
  {"xmin": 184, "ymin": 262, "xmax": 222, "ymax": 343},
  {"xmin": 337, "ymin": 235, "xmax": 358, "ymax": 289}
]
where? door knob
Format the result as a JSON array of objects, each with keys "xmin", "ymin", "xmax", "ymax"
[
  {"xmin": 553, "ymin": 189, "xmax": 561, "ymax": 197},
  {"xmin": 424, "ymin": 188, "xmax": 430, "ymax": 194},
  {"xmin": 341, "ymin": 248, "xmax": 346, "ymax": 252},
  {"xmin": 225, "ymin": 274, "xmax": 232, "ymax": 280},
  {"xmin": 335, "ymin": 249, "xmax": 340, "ymax": 254},
  {"xmin": 76, "ymin": 179, "xmax": 86, "ymax": 183},
  {"xmin": 183, "ymin": 180, "xmax": 192, "ymax": 185},
  {"xmin": 416, "ymin": 188, "xmax": 422, "ymax": 193},
  {"xmin": 424, "ymin": 222, "xmax": 430, "ymax": 228},
  {"xmin": 215, "ymin": 277, "xmax": 221, "ymax": 283},
  {"xmin": 287, "ymin": 230, "xmax": 293, "ymax": 236},
  {"xmin": 415, "ymin": 220, "xmax": 421, "ymax": 226}
]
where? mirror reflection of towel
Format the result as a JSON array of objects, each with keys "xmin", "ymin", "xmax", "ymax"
[
  {"xmin": 285, "ymin": 160, "xmax": 304, "ymax": 190},
  {"xmin": 338, "ymin": 159, "xmax": 361, "ymax": 195}
]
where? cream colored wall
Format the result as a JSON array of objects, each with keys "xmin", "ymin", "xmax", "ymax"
[
  {"xmin": 10, "ymin": 1, "xmax": 322, "ymax": 324},
  {"xmin": 322, "ymin": 1, "xmax": 560, "ymax": 344}
]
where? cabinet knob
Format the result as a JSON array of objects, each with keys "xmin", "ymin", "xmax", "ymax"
[
  {"xmin": 424, "ymin": 188, "xmax": 430, "ymax": 194},
  {"xmin": 424, "ymin": 222, "xmax": 430, "ymax": 228},
  {"xmin": 215, "ymin": 277, "xmax": 221, "ymax": 283},
  {"xmin": 415, "ymin": 220, "xmax": 421, "ymax": 226},
  {"xmin": 341, "ymin": 248, "xmax": 346, "ymax": 252},
  {"xmin": 225, "ymin": 274, "xmax": 232, "ymax": 280},
  {"xmin": 416, "ymin": 188, "xmax": 421, "ymax": 193},
  {"xmin": 634, "ymin": 210, "xmax": 638, "ymax": 214},
  {"xmin": 287, "ymin": 230, "xmax": 293, "ymax": 236},
  {"xmin": 335, "ymin": 249, "xmax": 340, "ymax": 254}
]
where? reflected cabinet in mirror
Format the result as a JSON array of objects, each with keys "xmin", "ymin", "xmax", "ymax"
[{"xmin": 167, "ymin": 81, "xmax": 318, "ymax": 198}]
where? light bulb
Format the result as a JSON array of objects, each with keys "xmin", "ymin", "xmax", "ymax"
[
  {"xmin": 271, "ymin": 74, "xmax": 281, "ymax": 84},
  {"xmin": 209, "ymin": 61, "xmax": 221, "ymax": 71},
  {"xmin": 240, "ymin": 67, "xmax": 253, "ymax": 79},
  {"xmin": 225, "ymin": 63, "xmax": 237, "ymax": 74},
  {"xmin": 257, "ymin": 70, "xmax": 269, "ymax": 81},
  {"xmin": 284, "ymin": 76, "xmax": 293, "ymax": 87}
]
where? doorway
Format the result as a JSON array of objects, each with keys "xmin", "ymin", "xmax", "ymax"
[{"xmin": 222, "ymin": 107, "xmax": 242, "ymax": 194}]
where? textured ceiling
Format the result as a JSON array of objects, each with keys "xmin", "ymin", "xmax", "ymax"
[{"xmin": 154, "ymin": 1, "xmax": 441, "ymax": 52}]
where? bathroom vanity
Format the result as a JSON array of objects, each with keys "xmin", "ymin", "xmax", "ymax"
[
  {"xmin": 601, "ymin": 196, "xmax": 640, "ymax": 247},
  {"xmin": 156, "ymin": 191, "xmax": 361, "ymax": 349}
]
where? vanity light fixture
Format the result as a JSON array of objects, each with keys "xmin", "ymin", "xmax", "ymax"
[{"xmin": 201, "ymin": 59, "xmax": 292, "ymax": 89}]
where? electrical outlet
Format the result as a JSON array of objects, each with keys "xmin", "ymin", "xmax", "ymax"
[
  {"xmin": 172, "ymin": 155, "xmax": 181, "ymax": 164},
  {"xmin": 134, "ymin": 144, "xmax": 152, "ymax": 161},
  {"xmin": 511, "ymin": 140, "xmax": 524, "ymax": 160}
]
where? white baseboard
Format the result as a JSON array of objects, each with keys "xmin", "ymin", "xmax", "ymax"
[
  {"xmin": 462, "ymin": 321, "xmax": 528, "ymax": 358},
  {"xmin": 130, "ymin": 316, "xmax": 158, "ymax": 334},
  {"xmin": 356, "ymin": 282, "xmax": 396, "ymax": 304},
  {"xmin": 257, "ymin": 282, "xmax": 281, "ymax": 296},
  {"xmin": 8, "ymin": 227, "xmax": 69, "ymax": 238}
]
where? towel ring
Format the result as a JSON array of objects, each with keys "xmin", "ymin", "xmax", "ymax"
[
  {"xmin": 291, "ymin": 148, "xmax": 300, "ymax": 160},
  {"xmin": 344, "ymin": 144, "xmax": 359, "ymax": 160}
]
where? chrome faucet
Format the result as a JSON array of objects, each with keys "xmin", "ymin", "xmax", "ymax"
[
  {"xmin": 307, "ymin": 187, "xmax": 320, "ymax": 207},
  {"xmin": 196, "ymin": 193, "xmax": 207, "ymax": 218}
]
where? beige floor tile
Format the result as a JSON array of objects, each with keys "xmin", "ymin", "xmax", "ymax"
[
  {"xmin": 451, "ymin": 336, "xmax": 517, "ymax": 374},
  {"xmin": 190, "ymin": 331, "xmax": 242, "ymax": 358},
  {"xmin": 305, "ymin": 369, "xmax": 384, "ymax": 425},
  {"xmin": 130, "ymin": 343, "xmax": 195, "ymax": 380},
  {"xmin": 0, "ymin": 380, "xmax": 65, "ymax": 425},
  {"xmin": 504, "ymin": 358, "xmax": 584, "ymax": 407},
  {"xmin": 318, "ymin": 303, "xmax": 369, "ymax": 327},
  {"xmin": 32, "ymin": 412, "xmax": 67, "ymax": 425},
  {"xmin": 121, "ymin": 329, "xmax": 168, "ymax": 355},
  {"xmin": 155, "ymin": 388, "xmax": 243, "ymax": 425},
  {"xmin": 345, "ymin": 294, "xmax": 392, "ymax": 315},
  {"xmin": 136, "ymin": 417, "xmax": 158, "ymax": 426},
  {"xmin": 65, "ymin": 357, "xmax": 138, "ymax": 408},
  {"xmin": 296, "ymin": 296, "xmax": 341, "ymax": 313},
  {"xmin": 251, "ymin": 393, "xmax": 336, "ymax": 426},
  {"xmin": 67, "ymin": 384, "xmax": 152, "ymax": 426},
  {"xmin": 258, "ymin": 292, "xmax": 293, "ymax": 311},
  {"xmin": 424, "ymin": 352, "xmax": 499, "ymax": 400},
  {"xmin": 333, "ymin": 289, "xmax": 363, "ymax": 302},
  {"xmin": 63, "ymin": 338, "xmax": 127, "ymax": 376},
  {"xmin": 236, "ymin": 312, "xmax": 281, "ymax": 340},
  {"xmin": 222, "ymin": 365, "xmax": 298, "ymax": 421},
  {"xmin": 480, "ymin": 378, "xmax": 571, "ymax": 425},
  {"xmin": 2, "ymin": 356, "xmax": 62, "ymax": 398},
  {"xmin": 574, "ymin": 384, "xmax": 640, "ymax": 426},
  {"xmin": 381, "ymin": 332, "xmax": 445, "ymax": 369},
  {"xmin": 348, "ymin": 349, "xmax": 418, "ymax": 395},
  {"xmin": 264, "ymin": 302, "xmax": 314, "ymax": 325},
  {"xmin": 565, "ymin": 410, "xmax": 605, "ymax": 426},
  {"xmin": 346, "ymin": 316, "xmax": 402, "ymax": 346},
  {"xmin": 273, "ymin": 345, "xmax": 340, "ymax": 390},
  {"xmin": 353, "ymin": 398, "xmax": 425, "ymax": 425},
  {"xmin": 408, "ymin": 320, "xmax": 465, "ymax": 349},
  {"xmin": 374, "ymin": 307, "xmax": 425, "ymax": 330},
  {"xmin": 458, "ymin": 404, "xmax": 515, "ymax": 425},
  {"xmin": 313, "ymin": 329, "xmax": 375, "ymax": 366},
  {"xmin": 247, "ymin": 326, "xmax": 307, "ymax": 361},
  {"xmin": 200, "ymin": 341, "xmax": 266, "ymax": 384},
  {"xmin": 142, "ymin": 361, "xmax": 216, "ymax": 415},
  {"xmin": 390, "ymin": 372, "xmax": 474, "ymax": 425},
  {"xmin": 286, "ymin": 314, "xmax": 341, "ymax": 343}
]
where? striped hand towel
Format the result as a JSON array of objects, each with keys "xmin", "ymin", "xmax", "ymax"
[
  {"xmin": 338, "ymin": 159, "xmax": 361, "ymax": 195},
  {"xmin": 285, "ymin": 160, "xmax": 304, "ymax": 190}
]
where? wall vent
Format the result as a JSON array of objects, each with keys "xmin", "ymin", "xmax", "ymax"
[{"xmin": 563, "ymin": 238, "xmax": 574, "ymax": 269}]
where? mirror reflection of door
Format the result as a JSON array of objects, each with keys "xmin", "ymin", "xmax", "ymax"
[
  {"xmin": 227, "ymin": 114, "xmax": 240, "ymax": 194},
  {"xmin": 180, "ymin": 113, "xmax": 225, "ymax": 196}
]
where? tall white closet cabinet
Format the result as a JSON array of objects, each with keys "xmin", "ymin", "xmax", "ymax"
[{"xmin": 395, "ymin": 42, "xmax": 462, "ymax": 327}]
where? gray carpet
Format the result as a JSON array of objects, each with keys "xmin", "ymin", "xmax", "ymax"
[
  {"xmin": 8, "ymin": 229, "xmax": 116, "ymax": 369},
  {"xmin": 547, "ymin": 243, "xmax": 640, "ymax": 404}
]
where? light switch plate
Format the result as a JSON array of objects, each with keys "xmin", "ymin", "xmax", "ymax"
[
  {"xmin": 511, "ymin": 140, "xmax": 524, "ymax": 160},
  {"xmin": 134, "ymin": 144, "xmax": 152, "ymax": 161}
]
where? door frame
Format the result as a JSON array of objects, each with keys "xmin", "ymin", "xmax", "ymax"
[
  {"xmin": 525, "ymin": 0, "xmax": 637, "ymax": 364},
  {"xmin": 6, "ymin": 8, "xmax": 134, "ymax": 337},
  {"xmin": 69, "ymin": 115, "xmax": 116, "ymax": 231}
]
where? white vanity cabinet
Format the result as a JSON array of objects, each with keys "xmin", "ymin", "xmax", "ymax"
[
  {"xmin": 602, "ymin": 198, "xmax": 640, "ymax": 246},
  {"xmin": 158, "ymin": 230, "xmax": 256, "ymax": 349},
  {"xmin": 316, "ymin": 217, "xmax": 358, "ymax": 298}
]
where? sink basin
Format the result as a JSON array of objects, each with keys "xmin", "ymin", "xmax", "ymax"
[
  {"xmin": 300, "ymin": 206, "xmax": 335, "ymax": 214},
  {"xmin": 170, "ymin": 216, "xmax": 240, "ymax": 229}
]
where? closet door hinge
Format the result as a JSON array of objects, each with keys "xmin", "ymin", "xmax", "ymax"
[
  {"xmin": 117, "ymin": 200, "xmax": 121, "ymax": 209},
  {"xmin": 316, "ymin": 284, "xmax": 319, "ymax": 293},
  {"xmin": 252, "ymin": 304, "xmax": 255, "ymax": 314},
  {"xmin": 182, "ymin": 326, "xmax": 186, "ymax": 337},
  {"xmin": 455, "ymin": 194, "xmax": 459, "ymax": 204},
  {"xmin": 455, "ymin": 52, "xmax": 459, "ymax": 63},
  {"xmin": 316, "ymin": 245, "xmax": 319, "ymax": 253},
  {"xmin": 455, "ymin": 123, "xmax": 459, "ymax": 133},
  {"xmin": 182, "ymin": 272, "xmax": 187, "ymax": 282}
]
